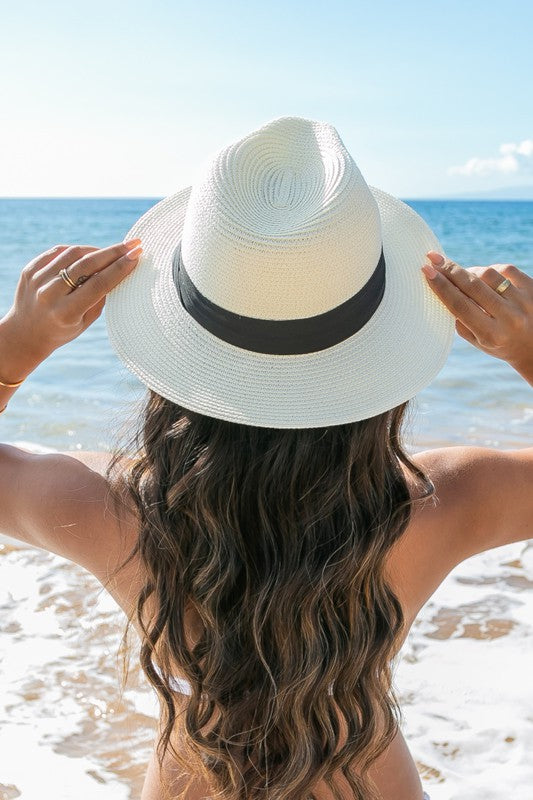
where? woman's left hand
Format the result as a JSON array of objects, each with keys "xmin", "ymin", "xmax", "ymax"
[{"xmin": 0, "ymin": 238, "xmax": 143, "ymax": 379}]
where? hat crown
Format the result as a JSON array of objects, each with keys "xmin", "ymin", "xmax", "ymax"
[{"xmin": 179, "ymin": 116, "xmax": 383, "ymax": 320}]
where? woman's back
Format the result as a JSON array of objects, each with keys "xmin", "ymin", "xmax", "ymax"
[
  {"xmin": 93, "ymin": 440, "xmax": 533, "ymax": 800},
  {"xmin": 133, "ymin": 447, "xmax": 453, "ymax": 800},
  {"xmin": 104, "ymin": 442, "xmax": 533, "ymax": 654}
]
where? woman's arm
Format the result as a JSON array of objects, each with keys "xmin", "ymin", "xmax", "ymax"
[
  {"xmin": 415, "ymin": 443, "xmax": 533, "ymax": 562},
  {"xmin": 0, "ymin": 240, "xmax": 143, "ymax": 572},
  {"xmin": 421, "ymin": 251, "xmax": 533, "ymax": 561},
  {"xmin": 0, "ymin": 444, "xmax": 137, "ymax": 577},
  {"xmin": 0, "ymin": 442, "xmax": 143, "ymax": 634}
]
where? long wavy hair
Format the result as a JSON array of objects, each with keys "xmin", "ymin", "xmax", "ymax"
[{"xmin": 103, "ymin": 390, "xmax": 434, "ymax": 800}]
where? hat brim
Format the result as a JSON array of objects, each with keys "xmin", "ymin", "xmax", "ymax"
[{"xmin": 104, "ymin": 186, "xmax": 455, "ymax": 428}]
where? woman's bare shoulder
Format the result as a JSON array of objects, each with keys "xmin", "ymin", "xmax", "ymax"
[
  {"xmin": 3, "ymin": 449, "xmax": 144, "ymax": 634},
  {"xmin": 60, "ymin": 449, "xmax": 134, "ymax": 476},
  {"xmin": 62, "ymin": 446, "xmax": 533, "ymax": 631},
  {"xmin": 410, "ymin": 443, "xmax": 533, "ymax": 555},
  {"xmin": 390, "ymin": 444, "xmax": 533, "ymax": 625}
]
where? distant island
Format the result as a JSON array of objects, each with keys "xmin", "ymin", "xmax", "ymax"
[{"xmin": 406, "ymin": 185, "xmax": 533, "ymax": 201}]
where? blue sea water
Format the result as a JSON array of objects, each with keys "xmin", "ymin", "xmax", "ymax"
[{"xmin": 0, "ymin": 197, "xmax": 532, "ymax": 453}]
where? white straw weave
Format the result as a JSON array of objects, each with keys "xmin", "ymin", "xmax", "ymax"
[{"xmin": 105, "ymin": 116, "xmax": 455, "ymax": 428}]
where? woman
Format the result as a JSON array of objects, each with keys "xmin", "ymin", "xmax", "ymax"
[{"xmin": 0, "ymin": 116, "xmax": 532, "ymax": 800}]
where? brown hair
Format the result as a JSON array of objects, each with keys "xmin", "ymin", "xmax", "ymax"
[{"xmin": 104, "ymin": 390, "xmax": 433, "ymax": 800}]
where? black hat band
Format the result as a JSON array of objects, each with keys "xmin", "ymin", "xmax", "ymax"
[{"xmin": 172, "ymin": 243, "xmax": 386, "ymax": 355}]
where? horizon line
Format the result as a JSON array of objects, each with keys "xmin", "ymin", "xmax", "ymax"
[{"xmin": 1, "ymin": 195, "xmax": 533, "ymax": 201}]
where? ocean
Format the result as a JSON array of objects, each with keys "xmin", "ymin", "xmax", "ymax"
[{"xmin": 0, "ymin": 198, "xmax": 532, "ymax": 799}]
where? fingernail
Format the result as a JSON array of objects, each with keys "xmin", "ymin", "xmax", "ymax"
[
  {"xmin": 124, "ymin": 237, "xmax": 142, "ymax": 249},
  {"xmin": 426, "ymin": 251, "xmax": 445, "ymax": 266},
  {"xmin": 421, "ymin": 264, "xmax": 438, "ymax": 279},
  {"xmin": 126, "ymin": 245, "xmax": 143, "ymax": 260}
]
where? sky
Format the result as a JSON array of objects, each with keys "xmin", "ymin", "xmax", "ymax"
[{"xmin": 1, "ymin": 0, "xmax": 532, "ymax": 199}]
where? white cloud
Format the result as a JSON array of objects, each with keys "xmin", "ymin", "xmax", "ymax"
[{"xmin": 448, "ymin": 139, "xmax": 533, "ymax": 176}]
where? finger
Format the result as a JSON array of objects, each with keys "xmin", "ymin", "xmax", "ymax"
[
  {"xmin": 428, "ymin": 255, "xmax": 517, "ymax": 318},
  {"xmin": 422, "ymin": 262, "xmax": 497, "ymax": 338},
  {"xmin": 464, "ymin": 265, "xmax": 523, "ymax": 308},
  {"xmin": 31, "ymin": 245, "xmax": 100, "ymax": 282},
  {"xmin": 490, "ymin": 263, "xmax": 533, "ymax": 291},
  {"xmin": 24, "ymin": 245, "xmax": 77, "ymax": 277},
  {"xmin": 35, "ymin": 239, "xmax": 142, "ymax": 287},
  {"xmin": 62, "ymin": 246, "xmax": 143, "ymax": 310}
]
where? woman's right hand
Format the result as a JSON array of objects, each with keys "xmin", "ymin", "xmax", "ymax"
[{"xmin": 422, "ymin": 251, "xmax": 533, "ymax": 386}]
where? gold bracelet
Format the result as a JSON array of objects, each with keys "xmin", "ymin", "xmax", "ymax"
[
  {"xmin": 0, "ymin": 372, "xmax": 26, "ymax": 415},
  {"xmin": 0, "ymin": 374, "xmax": 26, "ymax": 387}
]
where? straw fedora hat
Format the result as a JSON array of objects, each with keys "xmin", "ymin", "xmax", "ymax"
[{"xmin": 105, "ymin": 116, "xmax": 455, "ymax": 429}]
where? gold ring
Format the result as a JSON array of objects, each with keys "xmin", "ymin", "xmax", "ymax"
[
  {"xmin": 495, "ymin": 277, "xmax": 512, "ymax": 295},
  {"xmin": 59, "ymin": 267, "xmax": 79, "ymax": 290}
]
